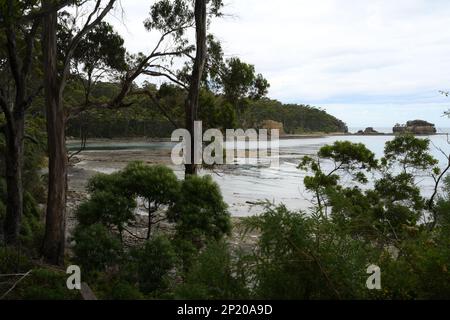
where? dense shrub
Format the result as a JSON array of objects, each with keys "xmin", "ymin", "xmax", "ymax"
[
  {"xmin": 169, "ymin": 175, "xmax": 231, "ymax": 245},
  {"xmin": 126, "ymin": 236, "xmax": 178, "ymax": 296},
  {"xmin": 0, "ymin": 189, "xmax": 44, "ymax": 254},
  {"xmin": 6, "ymin": 269, "xmax": 81, "ymax": 300},
  {"xmin": 0, "ymin": 247, "xmax": 33, "ymax": 274},
  {"xmin": 121, "ymin": 162, "xmax": 180, "ymax": 238},
  {"xmin": 93, "ymin": 275, "xmax": 145, "ymax": 300},
  {"xmin": 76, "ymin": 191, "xmax": 136, "ymax": 239},
  {"xmin": 72, "ymin": 224, "xmax": 123, "ymax": 274},
  {"xmin": 244, "ymin": 204, "xmax": 376, "ymax": 300},
  {"xmin": 175, "ymin": 241, "xmax": 249, "ymax": 300},
  {"xmin": 19, "ymin": 192, "xmax": 45, "ymax": 254}
]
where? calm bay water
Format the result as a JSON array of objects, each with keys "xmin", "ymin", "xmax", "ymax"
[
  {"xmin": 70, "ymin": 133, "xmax": 450, "ymax": 217},
  {"xmin": 213, "ymin": 134, "xmax": 450, "ymax": 216}
]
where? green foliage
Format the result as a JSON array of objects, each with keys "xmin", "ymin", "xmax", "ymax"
[
  {"xmin": 23, "ymin": 116, "xmax": 47, "ymax": 201},
  {"xmin": 319, "ymin": 141, "xmax": 378, "ymax": 170},
  {"xmin": 169, "ymin": 175, "xmax": 231, "ymax": 245},
  {"xmin": 0, "ymin": 250, "xmax": 80, "ymax": 300},
  {"xmin": 126, "ymin": 236, "xmax": 178, "ymax": 296},
  {"xmin": 6, "ymin": 269, "xmax": 81, "ymax": 300},
  {"xmin": 66, "ymin": 83, "xmax": 346, "ymax": 138},
  {"xmin": 436, "ymin": 176, "xmax": 450, "ymax": 231},
  {"xmin": 86, "ymin": 171, "xmax": 127, "ymax": 195},
  {"xmin": 299, "ymin": 136, "xmax": 438, "ymax": 243},
  {"xmin": 0, "ymin": 117, "xmax": 45, "ymax": 253},
  {"xmin": 72, "ymin": 224, "xmax": 123, "ymax": 274},
  {"xmin": 219, "ymin": 57, "xmax": 269, "ymax": 108},
  {"xmin": 0, "ymin": 247, "xmax": 33, "ymax": 274},
  {"xmin": 383, "ymin": 134, "xmax": 439, "ymax": 172},
  {"xmin": 244, "ymin": 100, "xmax": 348, "ymax": 133},
  {"xmin": 95, "ymin": 278, "xmax": 145, "ymax": 300},
  {"xmin": 19, "ymin": 192, "xmax": 45, "ymax": 253},
  {"xmin": 74, "ymin": 21, "xmax": 127, "ymax": 74},
  {"xmin": 243, "ymin": 204, "xmax": 376, "ymax": 299},
  {"xmin": 121, "ymin": 162, "xmax": 180, "ymax": 208},
  {"xmin": 78, "ymin": 162, "xmax": 180, "ymax": 240},
  {"xmin": 199, "ymin": 90, "xmax": 237, "ymax": 129},
  {"xmin": 76, "ymin": 191, "xmax": 136, "ymax": 237},
  {"xmin": 294, "ymin": 136, "xmax": 450, "ymax": 299},
  {"xmin": 0, "ymin": 180, "xmax": 44, "ymax": 253},
  {"xmin": 175, "ymin": 241, "xmax": 249, "ymax": 300},
  {"xmin": 145, "ymin": 0, "xmax": 194, "ymax": 36}
]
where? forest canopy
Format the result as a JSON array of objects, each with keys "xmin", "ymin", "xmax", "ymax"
[{"xmin": 66, "ymin": 82, "xmax": 348, "ymax": 139}]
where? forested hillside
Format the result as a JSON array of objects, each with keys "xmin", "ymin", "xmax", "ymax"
[{"xmin": 66, "ymin": 82, "xmax": 347, "ymax": 139}]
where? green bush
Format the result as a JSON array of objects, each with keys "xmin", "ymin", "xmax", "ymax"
[
  {"xmin": 0, "ymin": 247, "xmax": 33, "ymax": 274},
  {"xmin": 244, "ymin": 204, "xmax": 376, "ymax": 300},
  {"xmin": 20, "ymin": 192, "xmax": 45, "ymax": 254},
  {"xmin": 87, "ymin": 171, "xmax": 128, "ymax": 195},
  {"xmin": 126, "ymin": 236, "xmax": 177, "ymax": 296},
  {"xmin": 169, "ymin": 175, "xmax": 231, "ymax": 245},
  {"xmin": 121, "ymin": 162, "xmax": 180, "ymax": 204},
  {"xmin": 175, "ymin": 241, "xmax": 249, "ymax": 300},
  {"xmin": 6, "ymin": 269, "xmax": 80, "ymax": 300},
  {"xmin": 76, "ymin": 191, "xmax": 136, "ymax": 239},
  {"xmin": 93, "ymin": 275, "xmax": 145, "ymax": 300},
  {"xmin": 121, "ymin": 162, "xmax": 180, "ymax": 238},
  {"xmin": 72, "ymin": 224, "xmax": 123, "ymax": 274},
  {"xmin": 0, "ymin": 247, "xmax": 80, "ymax": 300}
]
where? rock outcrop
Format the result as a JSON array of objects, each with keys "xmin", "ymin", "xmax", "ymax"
[
  {"xmin": 357, "ymin": 127, "xmax": 379, "ymax": 135},
  {"xmin": 260, "ymin": 120, "xmax": 285, "ymax": 135},
  {"xmin": 393, "ymin": 120, "xmax": 437, "ymax": 135}
]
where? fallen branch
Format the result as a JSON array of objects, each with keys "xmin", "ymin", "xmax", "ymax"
[{"xmin": 0, "ymin": 270, "xmax": 32, "ymax": 300}]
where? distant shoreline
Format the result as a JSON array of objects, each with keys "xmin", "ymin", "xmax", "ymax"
[{"xmin": 67, "ymin": 131, "xmax": 449, "ymax": 146}]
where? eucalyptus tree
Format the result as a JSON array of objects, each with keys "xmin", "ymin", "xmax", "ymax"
[
  {"xmin": 133, "ymin": 0, "xmax": 222, "ymax": 175},
  {"xmin": 122, "ymin": 162, "xmax": 180, "ymax": 240},
  {"xmin": 41, "ymin": 0, "xmax": 117, "ymax": 265},
  {"xmin": 59, "ymin": 15, "xmax": 127, "ymax": 156},
  {"xmin": 212, "ymin": 57, "xmax": 270, "ymax": 118},
  {"xmin": 0, "ymin": 1, "xmax": 42, "ymax": 245}
]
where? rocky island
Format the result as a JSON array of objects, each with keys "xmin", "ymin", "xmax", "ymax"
[
  {"xmin": 393, "ymin": 120, "xmax": 437, "ymax": 135},
  {"xmin": 356, "ymin": 127, "xmax": 381, "ymax": 135}
]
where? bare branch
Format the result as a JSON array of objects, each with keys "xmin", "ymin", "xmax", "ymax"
[
  {"xmin": 141, "ymin": 70, "xmax": 188, "ymax": 90},
  {"xmin": 0, "ymin": 270, "xmax": 32, "ymax": 300},
  {"xmin": 60, "ymin": 0, "xmax": 116, "ymax": 92}
]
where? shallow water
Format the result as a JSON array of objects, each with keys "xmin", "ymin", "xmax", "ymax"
[{"xmin": 70, "ymin": 134, "xmax": 450, "ymax": 217}]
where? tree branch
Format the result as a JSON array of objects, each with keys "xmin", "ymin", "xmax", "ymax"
[
  {"xmin": 130, "ymin": 90, "xmax": 180, "ymax": 129},
  {"xmin": 21, "ymin": 19, "xmax": 40, "ymax": 81},
  {"xmin": 60, "ymin": 0, "xmax": 116, "ymax": 93},
  {"xmin": 5, "ymin": 1, "xmax": 23, "ymax": 93},
  {"xmin": 20, "ymin": 0, "xmax": 78, "ymax": 22},
  {"xmin": 24, "ymin": 85, "xmax": 44, "ymax": 111},
  {"xmin": 141, "ymin": 70, "xmax": 188, "ymax": 90}
]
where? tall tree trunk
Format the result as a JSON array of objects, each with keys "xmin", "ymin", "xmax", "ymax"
[
  {"xmin": 1, "ymin": 1, "xmax": 32, "ymax": 245},
  {"xmin": 41, "ymin": 4, "xmax": 67, "ymax": 265},
  {"xmin": 185, "ymin": 0, "xmax": 207, "ymax": 176},
  {"xmin": 40, "ymin": 0, "xmax": 115, "ymax": 265},
  {"xmin": 3, "ymin": 119, "xmax": 24, "ymax": 245}
]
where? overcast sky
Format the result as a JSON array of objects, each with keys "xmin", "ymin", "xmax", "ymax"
[{"xmin": 107, "ymin": 0, "xmax": 450, "ymax": 128}]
